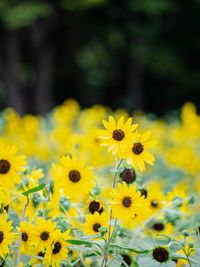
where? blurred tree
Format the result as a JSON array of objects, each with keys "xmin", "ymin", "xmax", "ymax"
[{"xmin": 0, "ymin": 0, "xmax": 199, "ymax": 114}]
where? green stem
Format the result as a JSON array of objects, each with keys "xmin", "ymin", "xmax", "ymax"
[
  {"xmin": 101, "ymin": 157, "xmax": 123, "ymax": 267},
  {"xmin": 100, "ymin": 244, "xmax": 107, "ymax": 267},
  {"xmin": 183, "ymin": 248, "xmax": 193, "ymax": 267}
]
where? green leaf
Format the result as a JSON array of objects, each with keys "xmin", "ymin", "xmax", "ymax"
[
  {"xmin": 110, "ymin": 244, "xmax": 151, "ymax": 254},
  {"xmin": 66, "ymin": 239, "xmax": 103, "ymax": 251},
  {"xmin": 22, "ymin": 184, "xmax": 45, "ymax": 197},
  {"xmin": 67, "ymin": 239, "xmax": 93, "ymax": 245}
]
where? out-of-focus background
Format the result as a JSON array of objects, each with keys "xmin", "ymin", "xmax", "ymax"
[{"xmin": 0, "ymin": 0, "xmax": 199, "ymax": 115}]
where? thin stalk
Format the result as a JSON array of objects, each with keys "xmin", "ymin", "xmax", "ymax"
[
  {"xmin": 100, "ymin": 246, "xmax": 107, "ymax": 267},
  {"xmin": 101, "ymin": 157, "xmax": 123, "ymax": 267},
  {"xmin": 183, "ymin": 248, "xmax": 192, "ymax": 267}
]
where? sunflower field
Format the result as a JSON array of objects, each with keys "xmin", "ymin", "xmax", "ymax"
[{"xmin": 0, "ymin": 99, "xmax": 199, "ymax": 267}]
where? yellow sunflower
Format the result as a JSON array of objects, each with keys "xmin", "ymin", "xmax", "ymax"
[
  {"xmin": 0, "ymin": 145, "xmax": 26, "ymax": 188},
  {"xmin": 146, "ymin": 182, "xmax": 165, "ymax": 215},
  {"xmin": 147, "ymin": 220, "xmax": 174, "ymax": 237},
  {"xmin": 99, "ymin": 116, "xmax": 138, "ymax": 156},
  {"xmin": 52, "ymin": 155, "xmax": 94, "ymax": 199},
  {"xmin": 110, "ymin": 182, "xmax": 144, "ymax": 222},
  {"xmin": 124, "ymin": 131, "xmax": 157, "ymax": 172},
  {"xmin": 33, "ymin": 217, "xmax": 57, "ymax": 252},
  {"xmin": 166, "ymin": 185, "xmax": 189, "ymax": 214},
  {"xmin": 0, "ymin": 214, "xmax": 15, "ymax": 258},
  {"xmin": 44, "ymin": 230, "xmax": 70, "ymax": 267},
  {"xmin": 83, "ymin": 212, "xmax": 109, "ymax": 238},
  {"xmin": 18, "ymin": 222, "xmax": 37, "ymax": 253}
]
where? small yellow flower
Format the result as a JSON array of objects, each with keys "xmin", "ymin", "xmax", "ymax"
[
  {"xmin": 124, "ymin": 131, "xmax": 157, "ymax": 172},
  {"xmin": 0, "ymin": 214, "xmax": 15, "ymax": 259},
  {"xmin": 110, "ymin": 182, "xmax": 145, "ymax": 222},
  {"xmin": 146, "ymin": 182, "xmax": 165, "ymax": 215},
  {"xmin": 52, "ymin": 155, "xmax": 94, "ymax": 199},
  {"xmin": 33, "ymin": 217, "xmax": 57, "ymax": 252},
  {"xmin": 0, "ymin": 145, "xmax": 26, "ymax": 188},
  {"xmin": 148, "ymin": 220, "xmax": 174, "ymax": 237},
  {"xmin": 99, "ymin": 116, "xmax": 138, "ymax": 156},
  {"xmin": 18, "ymin": 222, "xmax": 37, "ymax": 253},
  {"xmin": 44, "ymin": 230, "xmax": 70, "ymax": 267},
  {"xmin": 83, "ymin": 212, "xmax": 109, "ymax": 238}
]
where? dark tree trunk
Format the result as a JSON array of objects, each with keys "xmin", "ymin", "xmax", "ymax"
[
  {"xmin": 4, "ymin": 31, "xmax": 25, "ymax": 114},
  {"xmin": 35, "ymin": 46, "xmax": 54, "ymax": 114},
  {"xmin": 30, "ymin": 20, "xmax": 55, "ymax": 114},
  {"xmin": 122, "ymin": 2, "xmax": 144, "ymax": 112},
  {"xmin": 0, "ymin": 18, "xmax": 55, "ymax": 115},
  {"xmin": 126, "ymin": 55, "xmax": 143, "ymax": 111}
]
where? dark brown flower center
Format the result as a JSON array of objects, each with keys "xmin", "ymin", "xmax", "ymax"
[
  {"xmin": 3, "ymin": 205, "xmax": 9, "ymax": 213},
  {"xmin": 93, "ymin": 223, "xmax": 101, "ymax": 232},
  {"xmin": 0, "ymin": 231, "xmax": 4, "ymax": 243},
  {"xmin": 122, "ymin": 196, "xmax": 132, "ymax": 207},
  {"xmin": 121, "ymin": 254, "xmax": 132, "ymax": 266},
  {"xmin": 40, "ymin": 231, "xmax": 49, "ymax": 241},
  {"xmin": 140, "ymin": 189, "xmax": 148, "ymax": 199},
  {"xmin": 120, "ymin": 168, "xmax": 136, "ymax": 184},
  {"xmin": 68, "ymin": 170, "xmax": 81, "ymax": 183},
  {"xmin": 153, "ymin": 223, "xmax": 165, "ymax": 231},
  {"xmin": 53, "ymin": 241, "xmax": 62, "ymax": 254},
  {"xmin": 152, "ymin": 247, "xmax": 169, "ymax": 263},
  {"xmin": 151, "ymin": 200, "xmax": 158, "ymax": 207},
  {"xmin": 0, "ymin": 160, "xmax": 10, "ymax": 174},
  {"xmin": 112, "ymin": 129, "xmax": 125, "ymax": 141},
  {"xmin": 132, "ymin": 142, "xmax": 144, "ymax": 155},
  {"xmin": 38, "ymin": 251, "xmax": 45, "ymax": 258},
  {"xmin": 22, "ymin": 232, "xmax": 28, "ymax": 241},
  {"xmin": 89, "ymin": 201, "xmax": 103, "ymax": 214}
]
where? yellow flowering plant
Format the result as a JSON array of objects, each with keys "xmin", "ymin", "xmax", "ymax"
[{"xmin": 0, "ymin": 100, "xmax": 199, "ymax": 266}]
